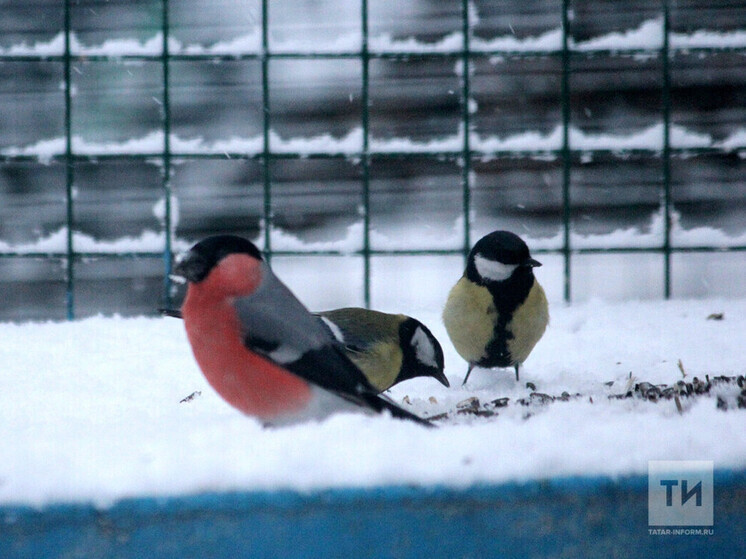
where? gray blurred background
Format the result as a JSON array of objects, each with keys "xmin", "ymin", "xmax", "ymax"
[{"xmin": 1, "ymin": 0, "xmax": 745, "ymax": 321}]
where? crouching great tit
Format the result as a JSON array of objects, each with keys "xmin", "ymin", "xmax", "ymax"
[
  {"xmin": 316, "ymin": 308, "xmax": 449, "ymax": 393},
  {"xmin": 442, "ymin": 230, "xmax": 548, "ymax": 385}
]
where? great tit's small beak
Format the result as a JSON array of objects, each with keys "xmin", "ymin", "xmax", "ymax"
[
  {"xmin": 433, "ymin": 369, "xmax": 450, "ymax": 388},
  {"xmin": 523, "ymin": 257, "xmax": 542, "ymax": 268}
]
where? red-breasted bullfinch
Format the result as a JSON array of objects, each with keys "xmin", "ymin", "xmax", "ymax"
[
  {"xmin": 442, "ymin": 230, "xmax": 549, "ymax": 385},
  {"xmin": 316, "ymin": 308, "xmax": 449, "ymax": 392},
  {"xmin": 171, "ymin": 235, "xmax": 433, "ymax": 427}
]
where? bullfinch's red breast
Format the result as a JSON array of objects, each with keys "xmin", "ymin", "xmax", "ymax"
[{"xmin": 172, "ymin": 235, "xmax": 432, "ymax": 427}]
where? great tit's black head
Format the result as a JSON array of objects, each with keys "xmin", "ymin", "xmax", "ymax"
[
  {"xmin": 173, "ymin": 235, "xmax": 263, "ymax": 283},
  {"xmin": 466, "ymin": 230, "xmax": 541, "ymax": 284},
  {"xmin": 399, "ymin": 318, "xmax": 449, "ymax": 387}
]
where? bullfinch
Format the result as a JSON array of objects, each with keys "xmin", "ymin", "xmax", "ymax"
[
  {"xmin": 171, "ymin": 234, "xmax": 432, "ymax": 427},
  {"xmin": 316, "ymin": 308, "xmax": 449, "ymax": 392},
  {"xmin": 442, "ymin": 230, "xmax": 548, "ymax": 385}
]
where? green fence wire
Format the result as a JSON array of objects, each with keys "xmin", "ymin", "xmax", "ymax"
[{"xmin": 1, "ymin": 0, "xmax": 745, "ymax": 320}]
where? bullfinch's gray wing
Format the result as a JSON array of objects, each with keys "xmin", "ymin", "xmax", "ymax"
[{"xmin": 233, "ymin": 264, "xmax": 432, "ymax": 426}]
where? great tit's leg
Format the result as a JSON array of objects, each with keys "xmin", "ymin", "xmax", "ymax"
[
  {"xmin": 514, "ymin": 364, "xmax": 520, "ymax": 382},
  {"xmin": 462, "ymin": 363, "xmax": 475, "ymax": 386}
]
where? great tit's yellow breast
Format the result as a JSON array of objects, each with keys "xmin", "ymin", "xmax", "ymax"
[
  {"xmin": 507, "ymin": 280, "xmax": 549, "ymax": 364},
  {"xmin": 347, "ymin": 342, "xmax": 403, "ymax": 393},
  {"xmin": 442, "ymin": 276, "xmax": 497, "ymax": 364}
]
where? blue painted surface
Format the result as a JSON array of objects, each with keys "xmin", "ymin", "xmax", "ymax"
[{"xmin": 1, "ymin": 471, "xmax": 744, "ymax": 559}]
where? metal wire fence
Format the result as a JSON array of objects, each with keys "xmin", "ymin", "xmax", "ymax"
[{"xmin": 1, "ymin": 0, "xmax": 745, "ymax": 320}]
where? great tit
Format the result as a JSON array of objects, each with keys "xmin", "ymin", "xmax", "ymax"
[
  {"xmin": 316, "ymin": 308, "xmax": 449, "ymax": 393},
  {"xmin": 171, "ymin": 235, "xmax": 432, "ymax": 427},
  {"xmin": 442, "ymin": 230, "xmax": 549, "ymax": 385}
]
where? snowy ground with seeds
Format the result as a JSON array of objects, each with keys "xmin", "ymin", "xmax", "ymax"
[{"xmin": 1, "ymin": 298, "xmax": 745, "ymax": 508}]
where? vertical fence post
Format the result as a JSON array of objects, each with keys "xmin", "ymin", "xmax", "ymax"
[
  {"xmin": 661, "ymin": 0, "xmax": 672, "ymax": 298},
  {"xmin": 161, "ymin": 0, "xmax": 174, "ymax": 308},
  {"xmin": 561, "ymin": 0, "xmax": 572, "ymax": 303},
  {"xmin": 361, "ymin": 0, "xmax": 372, "ymax": 308},
  {"xmin": 63, "ymin": 0, "xmax": 75, "ymax": 320},
  {"xmin": 461, "ymin": 0, "xmax": 472, "ymax": 263},
  {"xmin": 261, "ymin": 0, "xmax": 272, "ymax": 262}
]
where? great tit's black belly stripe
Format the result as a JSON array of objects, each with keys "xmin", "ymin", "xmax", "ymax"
[
  {"xmin": 478, "ymin": 272, "xmax": 535, "ymax": 368},
  {"xmin": 479, "ymin": 314, "xmax": 514, "ymax": 368}
]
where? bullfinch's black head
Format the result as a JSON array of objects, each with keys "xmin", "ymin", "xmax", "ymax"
[
  {"xmin": 398, "ymin": 318, "xmax": 449, "ymax": 387},
  {"xmin": 173, "ymin": 235, "xmax": 263, "ymax": 283},
  {"xmin": 466, "ymin": 230, "xmax": 541, "ymax": 285}
]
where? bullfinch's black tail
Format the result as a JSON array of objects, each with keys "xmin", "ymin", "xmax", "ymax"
[{"xmin": 361, "ymin": 393, "xmax": 435, "ymax": 428}]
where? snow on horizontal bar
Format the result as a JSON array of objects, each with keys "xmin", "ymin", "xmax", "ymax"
[
  {"xmin": 1, "ymin": 137, "xmax": 67, "ymax": 165},
  {"xmin": 568, "ymin": 209, "xmax": 746, "ymax": 250},
  {"xmin": 569, "ymin": 123, "xmax": 714, "ymax": 151},
  {"xmin": 170, "ymin": 134, "xmax": 264, "ymax": 155},
  {"xmin": 267, "ymin": 222, "xmax": 363, "ymax": 253},
  {"xmin": 571, "ymin": 210, "xmax": 666, "ymax": 250},
  {"xmin": 671, "ymin": 212, "xmax": 746, "ymax": 248},
  {"xmin": 3, "ymin": 22, "xmax": 746, "ymax": 59},
  {"xmin": 571, "ymin": 19, "xmax": 664, "ymax": 51},
  {"xmin": 368, "ymin": 32, "xmax": 463, "ymax": 54},
  {"xmin": 72, "ymin": 131, "xmax": 166, "ymax": 155},
  {"xmin": 473, "ymin": 126, "xmax": 563, "ymax": 152},
  {"xmin": 269, "ymin": 32, "xmax": 361, "ymax": 54},
  {"xmin": 73, "ymin": 229, "xmax": 167, "ymax": 253},
  {"xmin": 269, "ymin": 128, "xmax": 363, "ymax": 154},
  {"xmin": 672, "ymin": 28, "xmax": 746, "ymax": 49},
  {"xmin": 370, "ymin": 216, "xmax": 465, "ymax": 251},
  {"xmin": 471, "ymin": 28, "xmax": 563, "ymax": 52},
  {"xmin": 0, "ymin": 228, "xmax": 167, "ymax": 255},
  {"xmin": 69, "ymin": 33, "xmax": 169, "ymax": 57},
  {"xmin": 716, "ymin": 129, "xmax": 746, "ymax": 151},
  {"xmin": 0, "ymin": 32, "xmax": 65, "ymax": 56},
  {"xmin": 4, "ymin": 124, "xmax": 742, "ymax": 165},
  {"xmin": 370, "ymin": 129, "xmax": 464, "ymax": 153},
  {"xmin": 173, "ymin": 32, "xmax": 262, "ymax": 56},
  {"xmin": 0, "ymin": 133, "xmax": 165, "ymax": 163},
  {"xmin": 0, "ymin": 228, "xmax": 69, "ymax": 254}
]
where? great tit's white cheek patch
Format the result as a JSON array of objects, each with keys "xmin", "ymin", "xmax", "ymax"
[
  {"xmin": 411, "ymin": 326, "xmax": 439, "ymax": 368},
  {"xmin": 320, "ymin": 316, "xmax": 345, "ymax": 343},
  {"xmin": 474, "ymin": 254, "xmax": 518, "ymax": 282}
]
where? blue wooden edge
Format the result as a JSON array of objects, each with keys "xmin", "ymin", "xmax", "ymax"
[{"xmin": 2, "ymin": 470, "xmax": 745, "ymax": 558}]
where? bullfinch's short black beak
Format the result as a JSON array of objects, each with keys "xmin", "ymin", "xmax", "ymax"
[
  {"xmin": 172, "ymin": 250, "xmax": 208, "ymax": 283},
  {"xmin": 523, "ymin": 257, "xmax": 542, "ymax": 268}
]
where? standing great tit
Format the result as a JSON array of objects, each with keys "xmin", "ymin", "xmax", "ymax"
[
  {"xmin": 316, "ymin": 308, "xmax": 449, "ymax": 393},
  {"xmin": 171, "ymin": 235, "xmax": 432, "ymax": 427},
  {"xmin": 442, "ymin": 230, "xmax": 549, "ymax": 385}
]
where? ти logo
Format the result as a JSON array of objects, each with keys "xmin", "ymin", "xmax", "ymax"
[{"xmin": 648, "ymin": 460, "xmax": 714, "ymax": 527}]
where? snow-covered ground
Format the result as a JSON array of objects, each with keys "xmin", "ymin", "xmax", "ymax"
[{"xmin": 1, "ymin": 297, "xmax": 744, "ymax": 509}]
